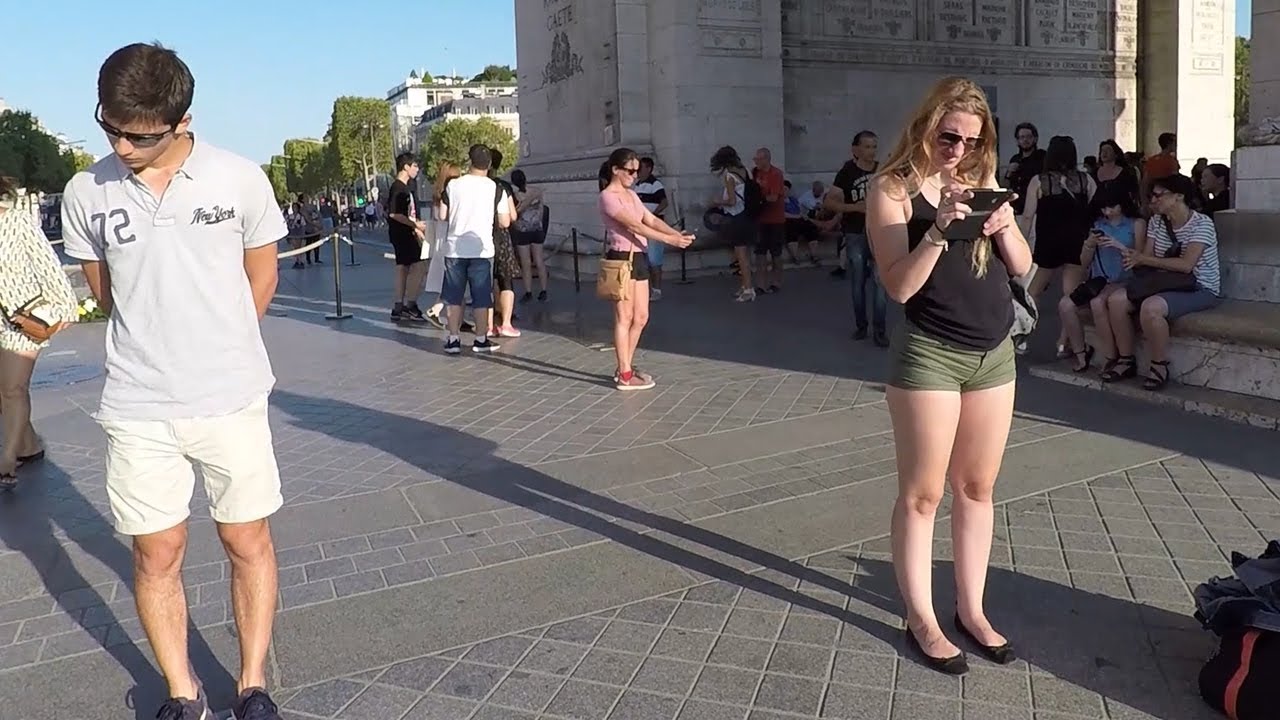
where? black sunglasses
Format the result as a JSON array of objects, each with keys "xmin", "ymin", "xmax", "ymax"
[
  {"xmin": 619, "ymin": 166, "xmax": 639, "ymax": 176},
  {"xmin": 95, "ymin": 104, "xmax": 177, "ymax": 148},
  {"xmin": 937, "ymin": 131, "xmax": 984, "ymax": 151}
]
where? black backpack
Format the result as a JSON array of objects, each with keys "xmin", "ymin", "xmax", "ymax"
[
  {"xmin": 1200, "ymin": 628, "xmax": 1280, "ymax": 720},
  {"xmin": 740, "ymin": 173, "xmax": 766, "ymax": 219}
]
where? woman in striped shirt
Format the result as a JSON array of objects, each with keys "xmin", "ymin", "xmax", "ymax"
[{"xmin": 1102, "ymin": 173, "xmax": 1221, "ymax": 390}]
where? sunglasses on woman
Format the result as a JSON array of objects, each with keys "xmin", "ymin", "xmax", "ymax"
[
  {"xmin": 937, "ymin": 131, "xmax": 984, "ymax": 151},
  {"xmin": 619, "ymin": 166, "xmax": 639, "ymax": 176},
  {"xmin": 95, "ymin": 104, "xmax": 177, "ymax": 148}
]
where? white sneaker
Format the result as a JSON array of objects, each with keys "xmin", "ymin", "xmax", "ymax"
[
  {"xmin": 734, "ymin": 288, "xmax": 756, "ymax": 303},
  {"xmin": 651, "ymin": 288, "xmax": 663, "ymax": 301}
]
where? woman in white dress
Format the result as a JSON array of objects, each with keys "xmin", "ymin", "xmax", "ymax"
[{"xmin": 0, "ymin": 177, "xmax": 79, "ymax": 489}]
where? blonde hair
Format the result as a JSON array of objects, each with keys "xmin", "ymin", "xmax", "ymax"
[
  {"xmin": 877, "ymin": 77, "xmax": 999, "ymax": 276},
  {"xmin": 432, "ymin": 162, "xmax": 461, "ymax": 204}
]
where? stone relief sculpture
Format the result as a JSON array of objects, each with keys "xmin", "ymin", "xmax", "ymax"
[
  {"xmin": 1238, "ymin": 117, "xmax": 1280, "ymax": 147},
  {"xmin": 542, "ymin": 31, "xmax": 584, "ymax": 87}
]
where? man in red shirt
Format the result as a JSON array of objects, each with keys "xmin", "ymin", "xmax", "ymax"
[{"xmin": 752, "ymin": 147, "xmax": 787, "ymax": 292}]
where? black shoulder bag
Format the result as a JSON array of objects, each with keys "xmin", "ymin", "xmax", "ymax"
[{"xmin": 1125, "ymin": 215, "xmax": 1197, "ymax": 305}]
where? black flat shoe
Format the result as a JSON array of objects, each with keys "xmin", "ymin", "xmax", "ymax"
[
  {"xmin": 905, "ymin": 628, "xmax": 969, "ymax": 675},
  {"xmin": 954, "ymin": 613, "xmax": 1016, "ymax": 665},
  {"xmin": 17, "ymin": 450, "xmax": 44, "ymax": 464}
]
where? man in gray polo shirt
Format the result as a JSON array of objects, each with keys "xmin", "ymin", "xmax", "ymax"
[{"xmin": 62, "ymin": 43, "xmax": 287, "ymax": 720}]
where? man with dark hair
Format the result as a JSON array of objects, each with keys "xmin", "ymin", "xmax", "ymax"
[
  {"xmin": 828, "ymin": 130, "xmax": 887, "ymax": 345},
  {"xmin": 634, "ymin": 157, "xmax": 669, "ymax": 299},
  {"xmin": 1005, "ymin": 122, "xmax": 1044, "ymax": 215},
  {"xmin": 438, "ymin": 143, "xmax": 511, "ymax": 353},
  {"xmin": 61, "ymin": 42, "xmax": 288, "ymax": 720},
  {"xmin": 1200, "ymin": 162, "xmax": 1231, "ymax": 215},
  {"xmin": 752, "ymin": 147, "xmax": 786, "ymax": 293},
  {"xmin": 388, "ymin": 151, "xmax": 428, "ymax": 322},
  {"xmin": 1142, "ymin": 132, "xmax": 1180, "ymax": 203}
]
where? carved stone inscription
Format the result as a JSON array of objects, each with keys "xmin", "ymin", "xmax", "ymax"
[
  {"xmin": 931, "ymin": 0, "xmax": 1018, "ymax": 45},
  {"xmin": 822, "ymin": 0, "xmax": 916, "ymax": 41},
  {"xmin": 540, "ymin": 0, "xmax": 583, "ymax": 87},
  {"xmin": 1027, "ymin": 0, "xmax": 1103, "ymax": 50},
  {"xmin": 699, "ymin": 0, "xmax": 762, "ymax": 22},
  {"xmin": 1190, "ymin": 0, "xmax": 1225, "ymax": 75},
  {"xmin": 1114, "ymin": 0, "xmax": 1138, "ymax": 55}
]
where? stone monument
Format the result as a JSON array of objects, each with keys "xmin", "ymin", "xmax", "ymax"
[{"xmin": 515, "ymin": 0, "xmax": 1235, "ymax": 241}]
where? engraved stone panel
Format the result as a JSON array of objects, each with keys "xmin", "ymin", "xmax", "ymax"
[
  {"xmin": 822, "ymin": 0, "xmax": 917, "ymax": 41},
  {"xmin": 1190, "ymin": 0, "xmax": 1226, "ymax": 76},
  {"xmin": 931, "ymin": 0, "xmax": 1019, "ymax": 45},
  {"xmin": 1027, "ymin": 0, "xmax": 1104, "ymax": 50},
  {"xmin": 540, "ymin": 0, "xmax": 585, "ymax": 87},
  {"xmin": 1114, "ymin": 0, "xmax": 1138, "ymax": 56},
  {"xmin": 699, "ymin": 0, "xmax": 763, "ymax": 57}
]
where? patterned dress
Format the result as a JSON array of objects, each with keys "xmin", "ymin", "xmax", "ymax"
[{"xmin": 0, "ymin": 204, "xmax": 79, "ymax": 353}]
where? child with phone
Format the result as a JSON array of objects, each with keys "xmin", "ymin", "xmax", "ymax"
[{"xmin": 1056, "ymin": 185, "xmax": 1146, "ymax": 373}]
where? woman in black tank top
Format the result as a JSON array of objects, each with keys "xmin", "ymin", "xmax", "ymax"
[{"xmin": 865, "ymin": 77, "xmax": 1033, "ymax": 676}]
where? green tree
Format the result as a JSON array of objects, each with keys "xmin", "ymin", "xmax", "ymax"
[
  {"xmin": 1237, "ymin": 36, "xmax": 1251, "ymax": 129},
  {"xmin": 282, "ymin": 138, "xmax": 331, "ymax": 195},
  {"xmin": 470, "ymin": 64, "xmax": 516, "ymax": 83},
  {"xmin": 322, "ymin": 96, "xmax": 394, "ymax": 189},
  {"xmin": 64, "ymin": 148, "xmax": 94, "ymax": 174},
  {"xmin": 0, "ymin": 110, "xmax": 74, "ymax": 192},
  {"xmin": 263, "ymin": 157, "xmax": 289, "ymax": 204},
  {"xmin": 418, "ymin": 116, "xmax": 517, "ymax": 181}
]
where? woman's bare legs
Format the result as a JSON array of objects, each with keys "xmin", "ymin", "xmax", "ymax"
[
  {"xmin": 612, "ymin": 281, "xmax": 638, "ymax": 374},
  {"xmin": 1090, "ymin": 284, "xmax": 1124, "ymax": 361},
  {"xmin": 948, "ymin": 381, "xmax": 1016, "ymax": 647},
  {"xmin": 497, "ymin": 289, "xmax": 516, "ymax": 328},
  {"xmin": 518, "ymin": 245, "xmax": 534, "ymax": 296},
  {"xmin": 626, "ymin": 280, "xmax": 650, "ymax": 366},
  {"xmin": 1056, "ymin": 295, "xmax": 1086, "ymax": 360},
  {"xmin": 0, "ymin": 349, "xmax": 41, "ymax": 475},
  {"xmin": 888, "ymin": 386, "xmax": 963, "ymax": 658},
  {"xmin": 1106, "ymin": 291, "xmax": 1137, "ymax": 357},
  {"xmin": 531, "ymin": 244, "xmax": 549, "ymax": 293}
]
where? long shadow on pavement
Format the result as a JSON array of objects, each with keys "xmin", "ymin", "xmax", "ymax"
[
  {"xmin": 0, "ymin": 459, "xmax": 237, "ymax": 719},
  {"xmin": 274, "ymin": 390, "xmax": 1212, "ymax": 720}
]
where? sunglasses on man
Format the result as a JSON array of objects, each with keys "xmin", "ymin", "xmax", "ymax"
[{"xmin": 95, "ymin": 104, "xmax": 178, "ymax": 148}]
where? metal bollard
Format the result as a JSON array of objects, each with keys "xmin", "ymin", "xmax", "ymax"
[
  {"xmin": 325, "ymin": 233, "xmax": 352, "ymax": 320},
  {"xmin": 346, "ymin": 219, "xmax": 360, "ymax": 266},
  {"xmin": 676, "ymin": 217, "xmax": 694, "ymax": 284},
  {"xmin": 572, "ymin": 227, "xmax": 581, "ymax": 293}
]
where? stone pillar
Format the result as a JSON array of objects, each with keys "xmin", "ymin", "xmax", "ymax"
[
  {"xmin": 1233, "ymin": 1, "xmax": 1280, "ymax": 211},
  {"xmin": 1138, "ymin": 0, "xmax": 1235, "ymax": 166}
]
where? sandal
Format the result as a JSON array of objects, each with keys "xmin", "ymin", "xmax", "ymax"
[
  {"xmin": 1071, "ymin": 345, "xmax": 1095, "ymax": 374},
  {"xmin": 17, "ymin": 449, "xmax": 44, "ymax": 465},
  {"xmin": 0, "ymin": 472, "xmax": 16, "ymax": 492},
  {"xmin": 1100, "ymin": 355, "xmax": 1137, "ymax": 383},
  {"xmin": 1143, "ymin": 360, "xmax": 1171, "ymax": 391}
]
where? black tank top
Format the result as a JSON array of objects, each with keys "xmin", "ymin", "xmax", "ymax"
[{"xmin": 904, "ymin": 194, "xmax": 1014, "ymax": 351}]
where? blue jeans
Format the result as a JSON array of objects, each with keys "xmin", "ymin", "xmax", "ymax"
[
  {"xmin": 845, "ymin": 233, "xmax": 886, "ymax": 332},
  {"xmin": 441, "ymin": 257, "xmax": 494, "ymax": 308}
]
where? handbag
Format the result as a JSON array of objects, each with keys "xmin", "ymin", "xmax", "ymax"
[
  {"xmin": 596, "ymin": 250, "xmax": 634, "ymax": 302},
  {"xmin": 1068, "ymin": 242, "xmax": 1109, "ymax": 307},
  {"xmin": 1126, "ymin": 215, "xmax": 1196, "ymax": 305},
  {"xmin": 3, "ymin": 295, "xmax": 63, "ymax": 343}
]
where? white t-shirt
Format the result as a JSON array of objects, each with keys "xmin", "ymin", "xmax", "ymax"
[
  {"xmin": 60, "ymin": 138, "xmax": 286, "ymax": 421},
  {"xmin": 443, "ymin": 174, "xmax": 509, "ymax": 259}
]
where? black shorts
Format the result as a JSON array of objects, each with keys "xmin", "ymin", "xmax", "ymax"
[
  {"xmin": 511, "ymin": 228, "xmax": 544, "ymax": 246},
  {"xmin": 604, "ymin": 249, "xmax": 651, "ymax": 281},
  {"xmin": 785, "ymin": 218, "xmax": 817, "ymax": 243},
  {"xmin": 722, "ymin": 214, "xmax": 757, "ymax": 248},
  {"xmin": 754, "ymin": 224, "xmax": 785, "ymax": 256},
  {"xmin": 390, "ymin": 236, "xmax": 422, "ymax": 266}
]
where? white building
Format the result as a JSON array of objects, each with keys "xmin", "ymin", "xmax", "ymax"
[
  {"xmin": 410, "ymin": 96, "xmax": 520, "ymax": 154},
  {"xmin": 387, "ymin": 71, "xmax": 517, "ymax": 153}
]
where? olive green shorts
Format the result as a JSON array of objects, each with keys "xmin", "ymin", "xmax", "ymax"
[{"xmin": 888, "ymin": 324, "xmax": 1016, "ymax": 392}]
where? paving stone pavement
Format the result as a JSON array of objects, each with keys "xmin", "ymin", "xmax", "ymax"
[{"xmin": 0, "ymin": 244, "xmax": 1275, "ymax": 719}]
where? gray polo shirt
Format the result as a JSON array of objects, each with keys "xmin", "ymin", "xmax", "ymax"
[{"xmin": 61, "ymin": 138, "xmax": 287, "ymax": 421}]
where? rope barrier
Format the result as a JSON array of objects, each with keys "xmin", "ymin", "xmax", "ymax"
[{"xmin": 278, "ymin": 234, "xmax": 340, "ymax": 259}]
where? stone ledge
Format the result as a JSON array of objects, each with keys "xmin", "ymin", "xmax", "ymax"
[
  {"xmin": 1170, "ymin": 299, "xmax": 1280, "ymax": 348},
  {"xmin": 1028, "ymin": 364, "xmax": 1280, "ymax": 431}
]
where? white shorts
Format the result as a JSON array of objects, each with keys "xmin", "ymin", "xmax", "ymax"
[{"xmin": 100, "ymin": 393, "xmax": 283, "ymax": 536}]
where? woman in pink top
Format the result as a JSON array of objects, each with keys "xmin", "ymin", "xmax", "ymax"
[{"xmin": 598, "ymin": 148, "xmax": 693, "ymax": 391}]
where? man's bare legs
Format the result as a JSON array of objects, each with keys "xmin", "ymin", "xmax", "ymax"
[
  {"xmin": 134, "ymin": 518, "xmax": 279, "ymax": 698},
  {"xmin": 219, "ymin": 519, "xmax": 278, "ymax": 692}
]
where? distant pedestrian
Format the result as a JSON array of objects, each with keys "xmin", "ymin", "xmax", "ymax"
[
  {"xmin": 633, "ymin": 157, "xmax": 668, "ymax": 300},
  {"xmin": 61, "ymin": 42, "xmax": 289, "ymax": 720},
  {"xmin": 509, "ymin": 169, "xmax": 549, "ymax": 302},
  {"xmin": 387, "ymin": 152, "xmax": 429, "ymax": 322}
]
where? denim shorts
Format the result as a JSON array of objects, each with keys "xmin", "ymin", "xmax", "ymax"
[
  {"xmin": 1159, "ymin": 288, "xmax": 1220, "ymax": 320},
  {"xmin": 441, "ymin": 257, "xmax": 494, "ymax": 309},
  {"xmin": 647, "ymin": 240, "xmax": 665, "ymax": 268}
]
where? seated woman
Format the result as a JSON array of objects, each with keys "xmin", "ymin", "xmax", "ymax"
[
  {"xmin": 1056, "ymin": 185, "xmax": 1146, "ymax": 372},
  {"xmin": 1103, "ymin": 173, "xmax": 1221, "ymax": 390}
]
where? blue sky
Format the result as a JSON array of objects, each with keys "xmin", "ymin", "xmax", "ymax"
[
  {"xmin": 0, "ymin": 0, "xmax": 515, "ymax": 164},
  {"xmin": 1, "ymin": 1, "xmax": 1248, "ymax": 164}
]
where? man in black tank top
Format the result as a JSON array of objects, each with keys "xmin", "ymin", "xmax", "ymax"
[{"xmin": 828, "ymin": 131, "xmax": 887, "ymax": 345}]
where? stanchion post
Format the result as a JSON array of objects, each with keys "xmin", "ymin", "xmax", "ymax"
[
  {"xmin": 572, "ymin": 227, "xmax": 581, "ymax": 293},
  {"xmin": 676, "ymin": 218, "xmax": 694, "ymax": 285},
  {"xmin": 346, "ymin": 218, "xmax": 360, "ymax": 266},
  {"xmin": 325, "ymin": 232, "xmax": 352, "ymax": 320}
]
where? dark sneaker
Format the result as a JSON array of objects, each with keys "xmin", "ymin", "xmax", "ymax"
[
  {"xmin": 873, "ymin": 329, "xmax": 890, "ymax": 348},
  {"xmin": 472, "ymin": 339, "xmax": 500, "ymax": 353},
  {"xmin": 444, "ymin": 337, "xmax": 462, "ymax": 355},
  {"xmin": 767, "ymin": 284, "xmax": 780, "ymax": 294},
  {"xmin": 521, "ymin": 292, "xmax": 533, "ymax": 303},
  {"xmin": 155, "ymin": 691, "xmax": 209, "ymax": 720},
  {"xmin": 233, "ymin": 687, "xmax": 281, "ymax": 720},
  {"xmin": 852, "ymin": 327, "xmax": 868, "ymax": 341},
  {"xmin": 403, "ymin": 303, "xmax": 428, "ymax": 322},
  {"xmin": 537, "ymin": 290, "xmax": 548, "ymax": 302},
  {"xmin": 391, "ymin": 304, "xmax": 406, "ymax": 322},
  {"xmin": 830, "ymin": 267, "xmax": 846, "ymax": 279}
]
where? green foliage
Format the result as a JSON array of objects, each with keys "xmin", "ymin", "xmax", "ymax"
[
  {"xmin": 418, "ymin": 117, "xmax": 517, "ymax": 182},
  {"xmin": 1237, "ymin": 36, "xmax": 1251, "ymax": 129},
  {"xmin": 0, "ymin": 110, "xmax": 75, "ymax": 193},
  {"xmin": 263, "ymin": 158, "xmax": 289, "ymax": 205},
  {"xmin": 282, "ymin": 138, "xmax": 331, "ymax": 196},
  {"xmin": 470, "ymin": 64, "xmax": 516, "ymax": 83},
  {"xmin": 65, "ymin": 148, "xmax": 94, "ymax": 174},
  {"xmin": 323, "ymin": 96, "xmax": 394, "ymax": 182}
]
